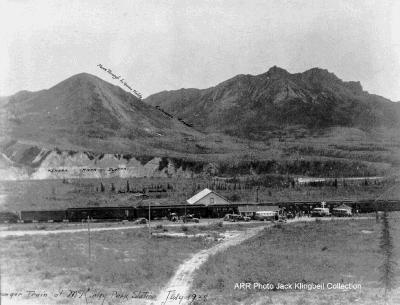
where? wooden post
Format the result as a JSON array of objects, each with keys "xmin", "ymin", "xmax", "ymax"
[
  {"xmin": 184, "ymin": 202, "xmax": 187, "ymax": 224},
  {"xmin": 256, "ymin": 186, "xmax": 259, "ymax": 203},
  {"xmin": 184, "ymin": 190, "xmax": 187, "ymax": 223},
  {"xmin": 87, "ymin": 216, "xmax": 91, "ymax": 262},
  {"xmin": 0, "ymin": 255, "xmax": 2, "ymax": 305},
  {"xmin": 148, "ymin": 201, "xmax": 151, "ymax": 239}
]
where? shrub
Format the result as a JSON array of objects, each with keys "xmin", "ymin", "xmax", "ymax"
[
  {"xmin": 41, "ymin": 271, "xmax": 53, "ymax": 280},
  {"xmin": 181, "ymin": 226, "xmax": 189, "ymax": 232}
]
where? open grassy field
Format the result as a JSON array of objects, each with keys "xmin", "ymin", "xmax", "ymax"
[
  {"xmin": 0, "ymin": 221, "xmax": 270, "ymax": 305},
  {"xmin": 0, "ymin": 226, "xmax": 219, "ymax": 304},
  {"xmin": 192, "ymin": 215, "xmax": 400, "ymax": 305}
]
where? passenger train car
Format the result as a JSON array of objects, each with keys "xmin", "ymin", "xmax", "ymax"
[{"xmin": 0, "ymin": 199, "xmax": 398, "ymax": 223}]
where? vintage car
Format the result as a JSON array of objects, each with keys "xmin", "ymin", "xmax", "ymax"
[
  {"xmin": 286, "ymin": 212, "xmax": 295, "ymax": 219},
  {"xmin": 224, "ymin": 214, "xmax": 251, "ymax": 222},
  {"xmin": 311, "ymin": 207, "xmax": 331, "ymax": 217},
  {"xmin": 134, "ymin": 217, "xmax": 148, "ymax": 224},
  {"xmin": 169, "ymin": 213, "xmax": 179, "ymax": 222},
  {"xmin": 181, "ymin": 214, "xmax": 200, "ymax": 223},
  {"xmin": 224, "ymin": 214, "xmax": 240, "ymax": 222},
  {"xmin": 254, "ymin": 211, "xmax": 277, "ymax": 221},
  {"xmin": 242, "ymin": 216, "xmax": 251, "ymax": 222}
]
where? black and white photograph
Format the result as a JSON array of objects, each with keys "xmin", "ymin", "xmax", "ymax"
[{"xmin": 0, "ymin": 1, "xmax": 399, "ymax": 304}]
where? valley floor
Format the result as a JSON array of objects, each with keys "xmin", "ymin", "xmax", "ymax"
[
  {"xmin": 1, "ymin": 216, "xmax": 398, "ymax": 305},
  {"xmin": 191, "ymin": 215, "xmax": 400, "ymax": 305}
]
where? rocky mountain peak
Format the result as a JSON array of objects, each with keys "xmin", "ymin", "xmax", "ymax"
[
  {"xmin": 145, "ymin": 66, "xmax": 400, "ymax": 137},
  {"xmin": 265, "ymin": 66, "xmax": 290, "ymax": 77}
]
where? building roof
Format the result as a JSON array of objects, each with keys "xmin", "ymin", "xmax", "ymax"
[
  {"xmin": 238, "ymin": 205, "xmax": 280, "ymax": 213},
  {"xmin": 186, "ymin": 188, "xmax": 213, "ymax": 204},
  {"xmin": 186, "ymin": 188, "xmax": 231, "ymax": 205}
]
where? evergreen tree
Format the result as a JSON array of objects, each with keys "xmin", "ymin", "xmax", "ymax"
[{"xmin": 379, "ymin": 209, "xmax": 397, "ymax": 303}]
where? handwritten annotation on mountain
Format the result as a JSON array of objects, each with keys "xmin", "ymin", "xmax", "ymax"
[{"xmin": 97, "ymin": 64, "xmax": 142, "ymax": 99}]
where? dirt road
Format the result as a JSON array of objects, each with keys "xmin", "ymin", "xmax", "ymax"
[
  {"xmin": 151, "ymin": 216, "xmax": 374, "ymax": 305},
  {"xmin": 153, "ymin": 225, "xmax": 268, "ymax": 305},
  {"xmin": 0, "ymin": 220, "xmax": 266, "ymax": 238},
  {"xmin": 0, "ymin": 216, "xmax": 373, "ymax": 238},
  {"xmin": 0, "ymin": 225, "xmax": 269, "ymax": 305}
]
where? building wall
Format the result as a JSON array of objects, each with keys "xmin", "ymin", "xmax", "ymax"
[
  {"xmin": 239, "ymin": 211, "xmax": 254, "ymax": 217},
  {"xmin": 195, "ymin": 192, "xmax": 231, "ymax": 206}
]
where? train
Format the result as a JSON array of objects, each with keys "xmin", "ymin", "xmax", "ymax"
[
  {"xmin": 0, "ymin": 204, "xmax": 237, "ymax": 223},
  {"xmin": 0, "ymin": 198, "xmax": 398, "ymax": 223}
]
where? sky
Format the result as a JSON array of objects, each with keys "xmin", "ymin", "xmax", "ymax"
[{"xmin": 1, "ymin": 0, "xmax": 399, "ymax": 100}]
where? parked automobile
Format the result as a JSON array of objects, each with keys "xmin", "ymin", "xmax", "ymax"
[
  {"xmin": 169, "ymin": 213, "xmax": 179, "ymax": 222},
  {"xmin": 181, "ymin": 214, "xmax": 200, "ymax": 223},
  {"xmin": 311, "ymin": 208, "xmax": 331, "ymax": 217},
  {"xmin": 286, "ymin": 212, "xmax": 295, "ymax": 219},
  {"xmin": 224, "ymin": 214, "xmax": 232, "ymax": 221},
  {"xmin": 224, "ymin": 214, "xmax": 250, "ymax": 222},
  {"xmin": 254, "ymin": 211, "xmax": 277, "ymax": 221},
  {"xmin": 134, "ymin": 218, "xmax": 148, "ymax": 224},
  {"xmin": 224, "ymin": 214, "xmax": 239, "ymax": 222},
  {"xmin": 242, "ymin": 216, "xmax": 251, "ymax": 222}
]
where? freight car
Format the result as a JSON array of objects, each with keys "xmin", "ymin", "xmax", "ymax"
[
  {"xmin": 0, "ymin": 212, "xmax": 19, "ymax": 223},
  {"xmin": 20, "ymin": 210, "xmax": 67, "ymax": 222},
  {"xmin": 66, "ymin": 207, "xmax": 136, "ymax": 222}
]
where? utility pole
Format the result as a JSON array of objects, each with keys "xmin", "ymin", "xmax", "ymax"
[
  {"xmin": 87, "ymin": 216, "xmax": 91, "ymax": 262},
  {"xmin": 0, "ymin": 255, "xmax": 2, "ymax": 305},
  {"xmin": 148, "ymin": 201, "xmax": 151, "ymax": 239},
  {"xmin": 184, "ymin": 191, "xmax": 187, "ymax": 223},
  {"xmin": 256, "ymin": 186, "xmax": 259, "ymax": 203}
]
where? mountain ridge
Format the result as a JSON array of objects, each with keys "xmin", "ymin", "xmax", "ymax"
[
  {"xmin": 0, "ymin": 72, "xmax": 202, "ymax": 154},
  {"xmin": 145, "ymin": 66, "xmax": 400, "ymax": 138},
  {"xmin": 1, "ymin": 70, "xmax": 400, "ymax": 180}
]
